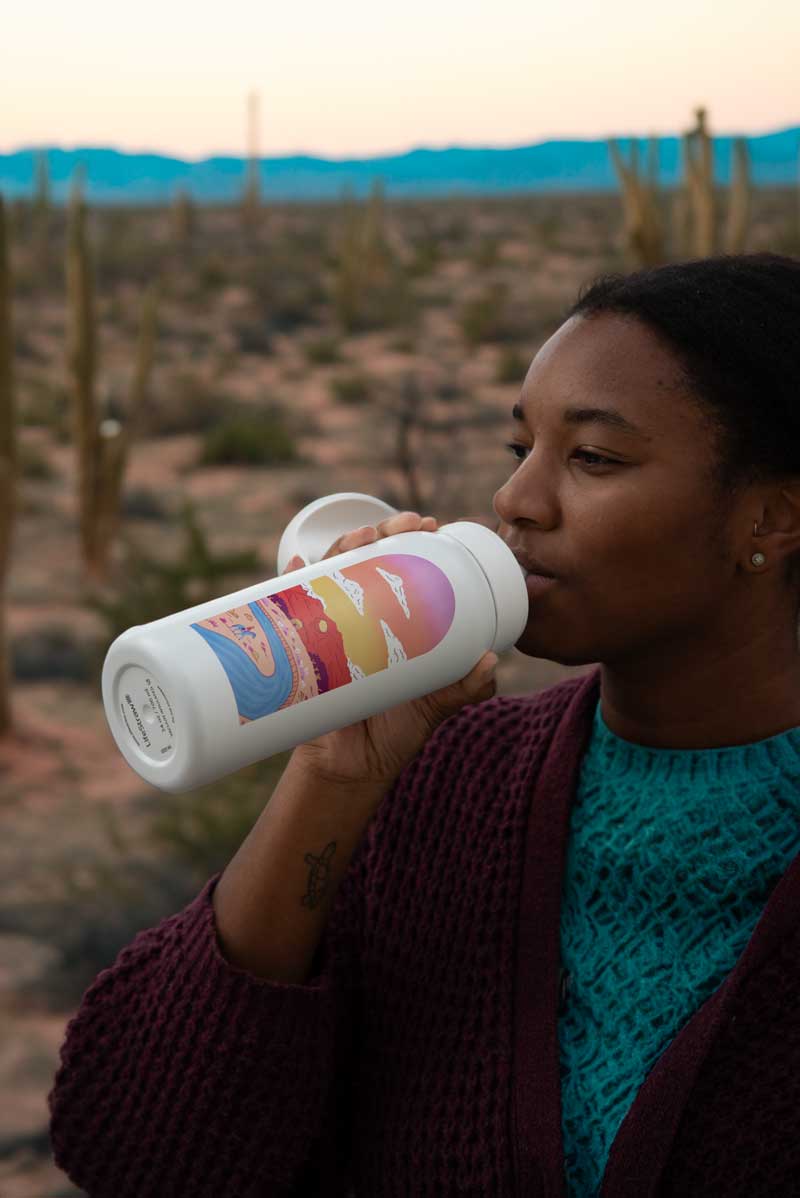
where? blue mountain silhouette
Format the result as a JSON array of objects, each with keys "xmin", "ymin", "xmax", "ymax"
[{"xmin": 1, "ymin": 128, "xmax": 798, "ymax": 202}]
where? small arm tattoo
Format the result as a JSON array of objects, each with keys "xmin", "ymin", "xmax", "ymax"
[{"xmin": 301, "ymin": 841, "xmax": 337, "ymax": 909}]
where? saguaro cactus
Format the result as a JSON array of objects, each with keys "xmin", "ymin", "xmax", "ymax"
[
  {"xmin": 724, "ymin": 137, "xmax": 751, "ymax": 253},
  {"xmin": 682, "ymin": 107, "xmax": 716, "ymax": 257},
  {"xmin": 333, "ymin": 178, "xmax": 397, "ymax": 330},
  {"xmin": 241, "ymin": 90, "xmax": 262, "ymax": 236},
  {"xmin": 127, "ymin": 280, "xmax": 160, "ymax": 439},
  {"xmin": 66, "ymin": 175, "xmax": 127, "ymax": 585},
  {"xmin": 171, "ymin": 188, "xmax": 196, "ymax": 245},
  {"xmin": 92, "ymin": 283, "xmax": 159, "ymax": 569},
  {"xmin": 33, "ymin": 149, "xmax": 51, "ymax": 279},
  {"xmin": 608, "ymin": 136, "xmax": 665, "ymax": 267},
  {"xmin": 0, "ymin": 195, "xmax": 17, "ymax": 734}
]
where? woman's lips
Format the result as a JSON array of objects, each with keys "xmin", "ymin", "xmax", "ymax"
[{"xmin": 525, "ymin": 572, "xmax": 558, "ymax": 596}]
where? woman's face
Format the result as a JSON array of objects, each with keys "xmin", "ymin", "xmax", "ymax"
[{"xmin": 492, "ymin": 311, "xmax": 744, "ymax": 668}]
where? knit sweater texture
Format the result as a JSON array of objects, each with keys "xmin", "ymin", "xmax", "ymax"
[
  {"xmin": 48, "ymin": 666, "xmax": 800, "ymax": 1196},
  {"xmin": 558, "ymin": 698, "xmax": 800, "ymax": 1196}
]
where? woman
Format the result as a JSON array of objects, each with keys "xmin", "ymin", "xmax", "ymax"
[{"xmin": 48, "ymin": 252, "xmax": 800, "ymax": 1196}]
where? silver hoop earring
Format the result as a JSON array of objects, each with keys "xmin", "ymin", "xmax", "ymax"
[{"xmin": 752, "ymin": 520, "xmax": 766, "ymax": 567}]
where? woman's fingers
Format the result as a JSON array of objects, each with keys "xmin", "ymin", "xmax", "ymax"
[
  {"xmin": 374, "ymin": 511, "xmax": 427, "ymax": 537},
  {"xmin": 322, "ymin": 525, "xmax": 377, "ymax": 560},
  {"xmin": 282, "ymin": 513, "xmax": 441, "ymax": 572},
  {"xmin": 322, "ymin": 511, "xmax": 439, "ymax": 560}
]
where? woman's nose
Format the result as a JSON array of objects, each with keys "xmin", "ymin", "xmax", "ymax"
[{"xmin": 492, "ymin": 464, "xmax": 557, "ymax": 530}]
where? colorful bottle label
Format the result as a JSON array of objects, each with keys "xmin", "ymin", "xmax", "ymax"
[{"xmin": 189, "ymin": 553, "xmax": 456, "ymax": 724}]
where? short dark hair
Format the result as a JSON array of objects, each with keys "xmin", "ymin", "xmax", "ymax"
[{"xmin": 565, "ymin": 252, "xmax": 800, "ymax": 591}]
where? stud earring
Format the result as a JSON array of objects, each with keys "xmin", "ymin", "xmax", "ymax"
[{"xmin": 752, "ymin": 520, "xmax": 766, "ymax": 567}]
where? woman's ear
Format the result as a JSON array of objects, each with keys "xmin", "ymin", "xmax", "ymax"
[{"xmin": 756, "ymin": 483, "xmax": 800, "ymax": 567}]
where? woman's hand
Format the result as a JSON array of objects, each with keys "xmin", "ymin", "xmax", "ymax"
[{"xmin": 284, "ymin": 510, "xmax": 499, "ymax": 790}]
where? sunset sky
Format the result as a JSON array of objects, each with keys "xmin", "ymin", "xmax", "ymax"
[{"xmin": 2, "ymin": 0, "xmax": 797, "ymax": 159}]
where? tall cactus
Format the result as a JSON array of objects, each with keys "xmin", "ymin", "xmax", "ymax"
[
  {"xmin": 670, "ymin": 163, "xmax": 692, "ymax": 261},
  {"xmin": 92, "ymin": 283, "xmax": 158, "ymax": 568},
  {"xmin": 0, "ymin": 195, "xmax": 17, "ymax": 734},
  {"xmin": 363, "ymin": 178, "xmax": 394, "ymax": 279},
  {"xmin": 66, "ymin": 173, "xmax": 128, "ymax": 585},
  {"xmin": 333, "ymin": 186, "xmax": 363, "ymax": 330},
  {"xmin": 241, "ymin": 90, "xmax": 262, "ymax": 236},
  {"xmin": 171, "ymin": 187, "xmax": 196, "ymax": 245},
  {"xmin": 127, "ymin": 280, "xmax": 160, "ymax": 440},
  {"xmin": 683, "ymin": 106, "xmax": 716, "ymax": 257},
  {"xmin": 333, "ymin": 178, "xmax": 396, "ymax": 331},
  {"xmin": 724, "ymin": 137, "xmax": 751, "ymax": 253},
  {"xmin": 33, "ymin": 149, "xmax": 51, "ymax": 278},
  {"xmin": 608, "ymin": 136, "xmax": 665, "ymax": 266}
]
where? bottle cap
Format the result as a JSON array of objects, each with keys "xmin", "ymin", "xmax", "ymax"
[
  {"xmin": 277, "ymin": 492, "xmax": 399, "ymax": 571},
  {"xmin": 438, "ymin": 521, "xmax": 529, "ymax": 652}
]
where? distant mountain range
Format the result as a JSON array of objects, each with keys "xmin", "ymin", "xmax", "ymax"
[{"xmin": 2, "ymin": 127, "xmax": 799, "ymax": 203}]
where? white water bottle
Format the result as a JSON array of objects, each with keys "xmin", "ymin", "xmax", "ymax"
[{"xmin": 101, "ymin": 492, "xmax": 528, "ymax": 794}]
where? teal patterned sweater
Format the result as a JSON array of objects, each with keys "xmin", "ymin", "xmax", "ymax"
[{"xmin": 558, "ymin": 698, "xmax": 800, "ymax": 1197}]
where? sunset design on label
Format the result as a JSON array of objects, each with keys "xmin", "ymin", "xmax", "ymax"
[{"xmin": 189, "ymin": 554, "xmax": 456, "ymax": 724}]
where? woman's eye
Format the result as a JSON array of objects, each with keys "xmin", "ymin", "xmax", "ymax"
[
  {"xmin": 503, "ymin": 443, "xmax": 618, "ymax": 468},
  {"xmin": 573, "ymin": 450, "xmax": 616, "ymax": 467}
]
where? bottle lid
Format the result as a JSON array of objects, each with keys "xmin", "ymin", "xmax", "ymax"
[
  {"xmin": 439, "ymin": 521, "xmax": 529, "ymax": 653},
  {"xmin": 277, "ymin": 492, "xmax": 399, "ymax": 571}
]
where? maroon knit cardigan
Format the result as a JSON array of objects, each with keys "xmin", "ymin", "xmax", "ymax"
[{"xmin": 48, "ymin": 666, "xmax": 800, "ymax": 1195}]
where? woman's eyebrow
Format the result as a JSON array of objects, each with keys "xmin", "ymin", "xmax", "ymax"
[{"xmin": 511, "ymin": 401, "xmax": 652, "ymax": 441}]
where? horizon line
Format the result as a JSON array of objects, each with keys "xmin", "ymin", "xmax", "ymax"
[{"xmin": 3, "ymin": 120, "xmax": 800, "ymax": 163}]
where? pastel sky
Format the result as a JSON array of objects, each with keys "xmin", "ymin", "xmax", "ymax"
[{"xmin": 2, "ymin": 0, "xmax": 797, "ymax": 159}]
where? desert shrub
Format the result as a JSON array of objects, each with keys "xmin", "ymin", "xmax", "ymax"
[
  {"xmin": 86, "ymin": 499, "xmax": 262, "ymax": 644},
  {"xmin": 232, "ymin": 316, "xmax": 273, "ymax": 355},
  {"xmin": 19, "ymin": 440, "xmax": 57, "ymax": 480},
  {"xmin": 199, "ymin": 406, "xmax": 300, "ymax": 467},
  {"xmin": 196, "ymin": 252, "xmax": 230, "ymax": 293},
  {"xmin": 20, "ymin": 376, "xmax": 70, "ymax": 434},
  {"xmin": 389, "ymin": 334, "xmax": 416, "ymax": 353},
  {"xmin": 9, "ymin": 750, "xmax": 291, "ymax": 1011},
  {"xmin": 142, "ymin": 755, "xmax": 291, "ymax": 880},
  {"xmin": 120, "ymin": 485, "xmax": 171, "ymax": 521},
  {"xmin": 415, "ymin": 286, "xmax": 451, "ymax": 309},
  {"xmin": 459, "ymin": 282, "xmax": 522, "ymax": 346},
  {"xmin": 438, "ymin": 212, "xmax": 470, "ymax": 249},
  {"xmin": 330, "ymin": 373, "xmax": 371, "ymax": 405},
  {"xmin": 287, "ymin": 482, "xmax": 326, "ymax": 510},
  {"xmin": 244, "ymin": 246, "xmax": 327, "ymax": 331},
  {"xmin": 472, "ymin": 235, "xmax": 503, "ymax": 270},
  {"xmin": 261, "ymin": 273, "xmax": 326, "ymax": 331},
  {"xmin": 435, "ymin": 380, "xmax": 464, "ymax": 403},
  {"xmin": 13, "ymin": 327, "xmax": 45, "ymax": 362},
  {"xmin": 530, "ymin": 201, "xmax": 564, "ymax": 247},
  {"xmin": 94, "ymin": 210, "xmax": 167, "ymax": 287},
  {"xmin": 334, "ymin": 264, "xmax": 414, "ymax": 333},
  {"xmin": 304, "ymin": 334, "xmax": 343, "ymax": 365},
  {"xmin": 408, "ymin": 235, "xmax": 442, "ymax": 277},
  {"xmin": 495, "ymin": 346, "xmax": 530, "ymax": 384},
  {"xmin": 211, "ymin": 348, "xmax": 239, "ymax": 379},
  {"xmin": 11, "ymin": 624, "xmax": 95, "ymax": 682},
  {"xmin": 138, "ymin": 371, "xmax": 233, "ymax": 437}
]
